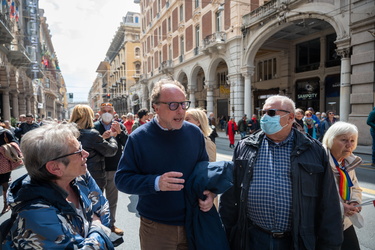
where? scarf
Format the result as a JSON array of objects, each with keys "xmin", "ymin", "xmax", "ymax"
[{"xmin": 331, "ymin": 153, "xmax": 353, "ymax": 201}]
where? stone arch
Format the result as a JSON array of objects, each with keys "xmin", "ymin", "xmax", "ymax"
[
  {"xmin": 176, "ymin": 70, "xmax": 188, "ymax": 91},
  {"xmin": 243, "ymin": 7, "xmax": 346, "ymax": 66}
]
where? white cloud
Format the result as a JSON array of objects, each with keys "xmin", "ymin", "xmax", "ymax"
[{"xmin": 39, "ymin": 0, "xmax": 140, "ymax": 102}]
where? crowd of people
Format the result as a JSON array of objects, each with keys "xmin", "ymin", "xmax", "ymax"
[{"xmin": 0, "ymin": 78, "xmax": 371, "ymax": 249}]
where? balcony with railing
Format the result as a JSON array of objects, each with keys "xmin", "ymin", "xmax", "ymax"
[
  {"xmin": 242, "ymin": 0, "xmax": 282, "ymax": 28},
  {"xmin": 161, "ymin": 60, "xmax": 174, "ymax": 74},
  {"xmin": 7, "ymin": 43, "xmax": 32, "ymax": 67},
  {"xmin": 201, "ymin": 32, "xmax": 227, "ymax": 54},
  {"xmin": 0, "ymin": 12, "xmax": 13, "ymax": 44}
]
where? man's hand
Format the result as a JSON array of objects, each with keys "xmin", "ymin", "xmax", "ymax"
[
  {"xmin": 111, "ymin": 121, "xmax": 122, "ymax": 134},
  {"xmin": 199, "ymin": 190, "xmax": 216, "ymax": 212},
  {"xmin": 102, "ymin": 130, "xmax": 112, "ymax": 139},
  {"xmin": 159, "ymin": 171, "xmax": 185, "ymax": 191}
]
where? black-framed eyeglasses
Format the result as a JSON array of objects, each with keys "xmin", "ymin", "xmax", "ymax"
[
  {"xmin": 50, "ymin": 143, "xmax": 83, "ymax": 162},
  {"xmin": 262, "ymin": 109, "xmax": 290, "ymax": 117},
  {"xmin": 155, "ymin": 101, "xmax": 191, "ymax": 111},
  {"xmin": 40, "ymin": 143, "xmax": 83, "ymax": 169}
]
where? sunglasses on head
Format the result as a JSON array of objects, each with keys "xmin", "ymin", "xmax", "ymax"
[
  {"xmin": 101, "ymin": 103, "xmax": 113, "ymax": 107},
  {"xmin": 261, "ymin": 109, "xmax": 290, "ymax": 117}
]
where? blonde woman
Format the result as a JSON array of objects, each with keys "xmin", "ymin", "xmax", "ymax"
[
  {"xmin": 185, "ymin": 108, "xmax": 216, "ymax": 162},
  {"xmin": 69, "ymin": 105, "xmax": 118, "ymax": 190}
]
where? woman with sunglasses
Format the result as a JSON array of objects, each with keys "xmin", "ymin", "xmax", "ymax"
[
  {"xmin": 303, "ymin": 110, "xmax": 318, "ymax": 139},
  {"xmin": 320, "ymin": 110, "xmax": 338, "ymax": 141},
  {"xmin": 69, "ymin": 105, "xmax": 118, "ymax": 191},
  {"xmin": 2, "ymin": 123, "xmax": 114, "ymax": 249}
]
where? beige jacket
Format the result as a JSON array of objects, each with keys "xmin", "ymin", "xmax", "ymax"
[{"xmin": 326, "ymin": 148, "xmax": 362, "ymax": 230}]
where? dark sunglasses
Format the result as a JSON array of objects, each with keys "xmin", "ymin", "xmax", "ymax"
[
  {"xmin": 101, "ymin": 103, "xmax": 113, "ymax": 106},
  {"xmin": 329, "ymin": 112, "xmax": 334, "ymax": 115},
  {"xmin": 155, "ymin": 101, "xmax": 191, "ymax": 111},
  {"xmin": 262, "ymin": 109, "xmax": 290, "ymax": 117}
]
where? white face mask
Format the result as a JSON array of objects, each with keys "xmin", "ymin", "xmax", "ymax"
[{"xmin": 101, "ymin": 112, "xmax": 113, "ymax": 123}]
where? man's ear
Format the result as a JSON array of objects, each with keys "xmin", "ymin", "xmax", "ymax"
[{"xmin": 45, "ymin": 161, "xmax": 63, "ymax": 177}]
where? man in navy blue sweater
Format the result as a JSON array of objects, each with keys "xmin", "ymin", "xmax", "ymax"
[{"xmin": 115, "ymin": 79, "xmax": 214, "ymax": 249}]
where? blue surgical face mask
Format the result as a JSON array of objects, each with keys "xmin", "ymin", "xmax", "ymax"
[{"xmin": 260, "ymin": 114, "xmax": 289, "ymax": 135}]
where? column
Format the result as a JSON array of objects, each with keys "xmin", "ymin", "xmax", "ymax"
[
  {"xmin": 242, "ymin": 66, "xmax": 255, "ymax": 117},
  {"xmin": 228, "ymin": 73, "xmax": 243, "ymax": 120},
  {"xmin": 205, "ymin": 80, "xmax": 214, "ymax": 115},
  {"xmin": 337, "ymin": 48, "xmax": 351, "ymax": 122},
  {"xmin": 2, "ymin": 91, "xmax": 11, "ymax": 121},
  {"xmin": 26, "ymin": 96, "xmax": 31, "ymax": 115},
  {"xmin": 188, "ymin": 88, "xmax": 196, "ymax": 108},
  {"xmin": 11, "ymin": 92, "xmax": 19, "ymax": 119}
]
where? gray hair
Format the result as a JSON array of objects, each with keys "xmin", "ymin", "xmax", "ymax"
[
  {"xmin": 264, "ymin": 95, "xmax": 296, "ymax": 114},
  {"xmin": 150, "ymin": 79, "xmax": 186, "ymax": 105},
  {"xmin": 322, "ymin": 121, "xmax": 358, "ymax": 150},
  {"xmin": 20, "ymin": 122, "xmax": 80, "ymax": 182}
]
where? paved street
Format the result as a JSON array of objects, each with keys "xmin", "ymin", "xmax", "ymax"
[{"xmin": 1, "ymin": 133, "xmax": 374, "ymax": 249}]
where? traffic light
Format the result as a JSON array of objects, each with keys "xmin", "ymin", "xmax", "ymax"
[{"xmin": 106, "ymin": 93, "xmax": 110, "ymax": 98}]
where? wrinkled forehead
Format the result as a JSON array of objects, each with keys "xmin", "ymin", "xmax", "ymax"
[{"xmin": 101, "ymin": 106, "xmax": 114, "ymax": 113}]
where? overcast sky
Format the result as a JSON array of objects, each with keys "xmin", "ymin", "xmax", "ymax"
[{"xmin": 39, "ymin": 1, "xmax": 140, "ymax": 102}]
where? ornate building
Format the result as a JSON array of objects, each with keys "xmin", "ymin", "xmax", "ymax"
[
  {"xmin": 135, "ymin": 0, "xmax": 374, "ymax": 145},
  {"xmin": 89, "ymin": 12, "xmax": 141, "ymax": 115},
  {"xmin": 0, "ymin": 0, "xmax": 67, "ymax": 123}
]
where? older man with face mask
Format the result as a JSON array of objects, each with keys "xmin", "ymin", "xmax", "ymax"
[
  {"xmin": 94, "ymin": 103, "xmax": 128, "ymax": 236},
  {"xmin": 220, "ymin": 95, "xmax": 343, "ymax": 250}
]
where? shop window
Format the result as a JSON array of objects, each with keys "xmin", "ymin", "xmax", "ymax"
[{"xmin": 296, "ymin": 38, "xmax": 320, "ymax": 73}]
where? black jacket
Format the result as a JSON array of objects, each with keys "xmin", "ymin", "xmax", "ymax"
[
  {"xmin": 79, "ymin": 128, "xmax": 118, "ymax": 173},
  {"xmin": 219, "ymin": 128, "xmax": 343, "ymax": 250},
  {"xmin": 94, "ymin": 121, "xmax": 128, "ymax": 171}
]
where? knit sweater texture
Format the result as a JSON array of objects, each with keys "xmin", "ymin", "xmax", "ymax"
[{"xmin": 115, "ymin": 118, "xmax": 208, "ymax": 225}]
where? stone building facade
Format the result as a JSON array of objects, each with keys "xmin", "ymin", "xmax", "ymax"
[
  {"xmin": 0, "ymin": 0, "xmax": 67, "ymax": 123},
  {"xmin": 89, "ymin": 12, "xmax": 141, "ymax": 115},
  {"xmin": 135, "ymin": 0, "xmax": 374, "ymax": 145}
]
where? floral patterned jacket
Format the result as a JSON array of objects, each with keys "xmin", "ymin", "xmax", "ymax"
[{"xmin": 3, "ymin": 172, "xmax": 113, "ymax": 249}]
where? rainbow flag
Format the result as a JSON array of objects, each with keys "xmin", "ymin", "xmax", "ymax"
[{"xmin": 336, "ymin": 166, "xmax": 353, "ymax": 201}]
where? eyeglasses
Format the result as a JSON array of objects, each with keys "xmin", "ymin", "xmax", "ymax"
[
  {"xmin": 261, "ymin": 109, "xmax": 290, "ymax": 117},
  {"xmin": 329, "ymin": 112, "xmax": 334, "ymax": 115},
  {"xmin": 306, "ymin": 114, "xmax": 312, "ymax": 117},
  {"xmin": 40, "ymin": 143, "xmax": 84, "ymax": 169},
  {"xmin": 101, "ymin": 103, "xmax": 113, "ymax": 107},
  {"xmin": 155, "ymin": 101, "xmax": 191, "ymax": 111},
  {"xmin": 50, "ymin": 143, "xmax": 83, "ymax": 162}
]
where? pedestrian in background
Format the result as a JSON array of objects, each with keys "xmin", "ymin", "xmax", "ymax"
[
  {"xmin": 124, "ymin": 112, "xmax": 135, "ymax": 134},
  {"xmin": 69, "ymin": 105, "xmax": 118, "ymax": 190},
  {"xmin": 226, "ymin": 117, "xmax": 237, "ymax": 148},
  {"xmin": 248, "ymin": 114, "xmax": 260, "ymax": 134},
  {"xmin": 0, "ymin": 126, "xmax": 21, "ymax": 215},
  {"xmin": 2, "ymin": 123, "xmax": 113, "ymax": 249},
  {"xmin": 131, "ymin": 108, "xmax": 149, "ymax": 132},
  {"xmin": 303, "ymin": 110, "xmax": 317, "ymax": 138},
  {"xmin": 237, "ymin": 114, "xmax": 248, "ymax": 139},
  {"xmin": 366, "ymin": 106, "xmax": 375, "ymax": 167},
  {"xmin": 185, "ymin": 108, "xmax": 216, "ymax": 162},
  {"xmin": 94, "ymin": 103, "xmax": 128, "ymax": 236},
  {"xmin": 294, "ymin": 108, "xmax": 305, "ymax": 133},
  {"xmin": 322, "ymin": 121, "xmax": 363, "ymax": 250},
  {"xmin": 220, "ymin": 95, "xmax": 342, "ymax": 250},
  {"xmin": 115, "ymin": 79, "xmax": 214, "ymax": 250},
  {"xmin": 320, "ymin": 110, "xmax": 337, "ymax": 141},
  {"xmin": 14, "ymin": 114, "xmax": 39, "ymax": 142}
]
